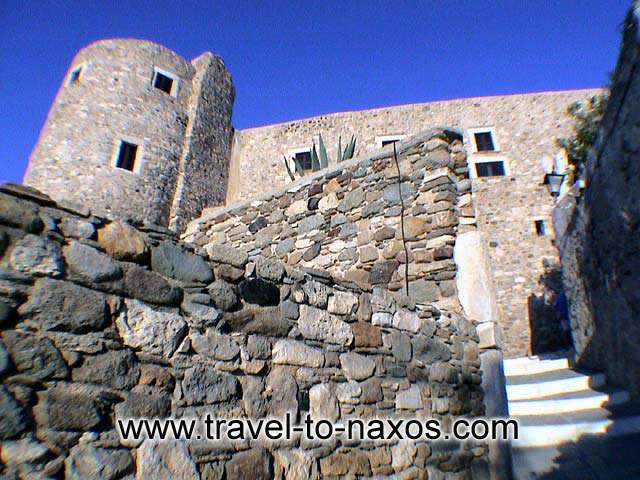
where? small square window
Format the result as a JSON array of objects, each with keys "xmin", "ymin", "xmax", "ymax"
[
  {"xmin": 153, "ymin": 71, "xmax": 174, "ymax": 95},
  {"xmin": 115, "ymin": 141, "xmax": 138, "ymax": 171},
  {"xmin": 68, "ymin": 66, "xmax": 82, "ymax": 85},
  {"xmin": 293, "ymin": 151, "xmax": 312, "ymax": 172},
  {"xmin": 475, "ymin": 161, "xmax": 505, "ymax": 177},
  {"xmin": 535, "ymin": 220, "xmax": 546, "ymax": 236},
  {"xmin": 381, "ymin": 140, "xmax": 398, "ymax": 147},
  {"xmin": 474, "ymin": 132, "xmax": 495, "ymax": 152}
]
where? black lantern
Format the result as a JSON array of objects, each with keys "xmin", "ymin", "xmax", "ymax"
[{"xmin": 544, "ymin": 173, "xmax": 566, "ymax": 197}]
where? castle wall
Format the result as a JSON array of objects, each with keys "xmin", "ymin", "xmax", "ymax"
[
  {"xmin": 23, "ymin": 39, "xmax": 235, "ymax": 230},
  {"xmin": 0, "ymin": 184, "xmax": 488, "ymax": 478},
  {"xmin": 185, "ymin": 130, "xmax": 476, "ymax": 313},
  {"xmin": 555, "ymin": 6, "xmax": 640, "ymax": 397},
  {"xmin": 227, "ymin": 89, "xmax": 604, "ymax": 357},
  {"xmin": 169, "ymin": 53, "xmax": 235, "ymax": 233}
]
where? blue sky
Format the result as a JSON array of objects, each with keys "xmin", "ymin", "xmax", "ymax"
[{"xmin": 0, "ymin": 0, "xmax": 628, "ymax": 183}]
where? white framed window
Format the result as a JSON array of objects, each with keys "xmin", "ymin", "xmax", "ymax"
[
  {"xmin": 111, "ymin": 136, "xmax": 144, "ymax": 175},
  {"xmin": 67, "ymin": 64, "xmax": 85, "ymax": 85},
  {"xmin": 468, "ymin": 127, "xmax": 499, "ymax": 153},
  {"xmin": 151, "ymin": 67, "xmax": 179, "ymax": 97},
  {"xmin": 375, "ymin": 134, "xmax": 406, "ymax": 149},
  {"xmin": 468, "ymin": 156, "xmax": 509, "ymax": 179},
  {"xmin": 286, "ymin": 147, "xmax": 313, "ymax": 176}
]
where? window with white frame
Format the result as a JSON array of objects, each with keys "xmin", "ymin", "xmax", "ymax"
[
  {"xmin": 375, "ymin": 134, "xmax": 406, "ymax": 149},
  {"xmin": 152, "ymin": 67, "xmax": 179, "ymax": 97},
  {"xmin": 470, "ymin": 157, "xmax": 508, "ymax": 178},
  {"xmin": 468, "ymin": 127, "xmax": 499, "ymax": 152},
  {"xmin": 287, "ymin": 147, "xmax": 313, "ymax": 174}
]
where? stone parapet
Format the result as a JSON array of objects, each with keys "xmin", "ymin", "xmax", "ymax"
[
  {"xmin": 0, "ymin": 183, "xmax": 488, "ymax": 478},
  {"xmin": 184, "ymin": 129, "xmax": 477, "ymax": 315}
]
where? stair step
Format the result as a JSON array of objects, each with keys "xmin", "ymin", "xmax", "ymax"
[
  {"xmin": 503, "ymin": 353, "xmax": 571, "ymax": 377},
  {"xmin": 506, "ymin": 369, "xmax": 605, "ymax": 401},
  {"xmin": 512, "ymin": 403, "xmax": 640, "ymax": 447},
  {"xmin": 509, "ymin": 388, "xmax": 630, "ymax": 415}
]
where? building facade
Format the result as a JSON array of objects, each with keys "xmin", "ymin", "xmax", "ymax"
[{"xmin": 22, "ymin": 38, "xmax": 604, "ymax": 356}]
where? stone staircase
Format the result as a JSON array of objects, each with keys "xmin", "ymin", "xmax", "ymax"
[{"xmin": 504, "ymin": 352, "xmax": 640, "ymax": 479}]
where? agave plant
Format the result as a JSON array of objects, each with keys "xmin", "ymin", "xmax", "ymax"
[{"xmin": 283, "ymin": 134, "xmax": 357, "ymax": 180}]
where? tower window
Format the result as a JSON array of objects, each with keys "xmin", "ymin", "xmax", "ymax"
[
  {"xmin": 535, "ymin": 220, "xmax": 546, "ymax": 236},
  {"xmin": 294, "ymin": 151, "xmax": 312, "ymax": 172},
  {"xmin": 474, "ymin": 132, "xmax": 495, "ymax": 152},
  {"xmin": 68, "ymin": 66, "xmax": 82, "ymax": 85},
  {"xmin": 475, "ymin": 160, "xmax": 505, "ymax": 177},
  {"xmin": 115, "ymin": 141, "xmax": 138, "ymax": 172},
  {"xmin": 152, "ymin": 68, "xmax": 178, "ymax": 96}
]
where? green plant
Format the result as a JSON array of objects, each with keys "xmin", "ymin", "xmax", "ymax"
[
  {"xmin": 557, "ymin": 94, "xmax": 608, "ymax": 183},
  {"xmin": 283, "ymin": 134, "xmax": 357, "ymax": 180}
]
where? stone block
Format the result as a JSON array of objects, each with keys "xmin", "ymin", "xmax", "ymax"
[
  {"xmin": 298, "ymin": 304, "xmax": 353, "ymax": 345},
  {"xmin": 9, "ymin": 234, "xmax": 63, "ymax": 277},
  {"xmin": 205, "ymin": 244, "xmax": 248, "ymax": 268},
  {"xmin": 266, "ymin": 367, "xmax": 299, "ymax": 417},
  {"xmin": 208, "ymin": 279, "xmax": 239, "ymax": 311},
  {"xmin": 327, "ymin": 291, "xmax": 359, "ymax": 315},
  {"xmin": 33, "ymin": 384, "xmax": 107, "ymax": 431},
  {"xmin": 116, "ymin": 299, "xmax": 187, "ymax": 357},
  {"xmin": 226, "ymin": 448, "xmax": 272, "ymax": 480},
  {"xmin": 137, "ymin": 440, "xmax": 199, "ymax": 480},
  {"xmin": 352, "ymin": 322, "xmax": 382, "ymax": 347},
  {"xmin": 96, "ymin": 221, "xmax": 149, "ymax": 263},
  {"xmin": 477, "ymin": 321, "xmax": 502, "ymax": 349},
  {"xmin": 2, "ymin": 330, "xmax": 68, "ymax": 380},
  {"xmin": 309, "ymin": 384, "xmax": 339, "ymax": 421},
  {"xmin": 339, "ymin": 352, "xmax": 375, "ymax": 380},
  {"xmin": 123, "ymin": 264, "xmax": 183, "ymax": 306},
  {"xmin": 72, "ymin": 349, "xmax": 139, "ymax": 389},
  {"xmin": 18, "ymin": 278, "xmax": 109, "ymax": 333},
  {"xmin": 0, "ymin": 386, "xmax": 27, "ymax": 440},
  {"xmin": 151, "ymin": 241, "xmax": 213, "ymax": 284},
  {"xmin": 395, "ymin": 385, "xmax": 422, "ymax": 410},
  {"xmin": 182, "ymin": 364, "xmax": 239, "ymax": 405},
  {"xmin": 63, "ymin": 240, "xmax": 122, "ymax": 283},
  {"xmin": 272, "ymin": 339, "xmax": 324, "ymax": 368},
  {"xmin": 65, "ymin": 444, "xmax": 134, "ymax": 480}
]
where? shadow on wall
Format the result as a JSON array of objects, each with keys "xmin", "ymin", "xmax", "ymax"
[
  {"xmin": 527, "ymin": 261, "xmax": 573, "ymax": 356},
  {"xmin": 512, "ymin": 430, "xmax": 640, "ymax": 479}
]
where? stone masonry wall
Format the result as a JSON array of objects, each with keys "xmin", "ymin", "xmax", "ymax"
[
  {"xmin": 169, "ymin": 53, "xmax": 235, "ymax": 233},
  {"xmin": 226, "ymin": 89, "xmax": 603, "ymax": 357},
  {"xmin": 185, "ymin": 130, "xmax": 476, "ymax": 315},
  {"xmin": 555, "ymin": 4, "xmax": 640, "ymax": 398},
  {"xmin": 0, "ymin": 183, "xmax": 488, "ymax": 478}
]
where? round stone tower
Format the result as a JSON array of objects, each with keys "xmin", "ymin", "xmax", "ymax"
[{"xmin": 24, "ymin": 39, "xmax": 235, "ymax": 229}]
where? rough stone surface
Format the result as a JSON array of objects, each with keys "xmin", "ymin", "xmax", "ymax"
[
  {"xmin": 208, "ymin": 279, "xmax": 238, "ymax": 311},
  {"xmin": 66, "ymin": 444, "xmax": 134, "ymax": 480},
  {"xmin": 97, "ymin": 221, "xmax": 149, "ymax": 263},
  {"xmin": 339, "ymin": 352, "xmax": 376, "ymax": 380},
  {"xmin": 272, "ymin": 340, "xmax": 324, "ymax": 368},
  {"xmin": 63, "ymin": 240, "xmax": 123, "ymax": 283},
  {"xmin": 123, "ymin": 264, "xmax": 183, "ymax": 306},
  {"xmin": 116, "ymin": 299, "xmax": 187, "ymax": 357},
  {"xmin": 136, "ymin": 440, "xmax": 199, "ymax": 480},
  {"xmin": 191, "ymin": 332, "xmax": 240, "ymax": 360},
  {"xmin": 72, "ymin": 350, "xmax": 140, "ymax": 389},
  {"xmin": 309, "ymin": 384, "xmax": 340, "ymax": 421},
  {"xmin": 2, "ymin": 330, "xmax": 68, "ymax": 380},
  {"xmin": 205, "ymin": 244, "xmax": 248, "ymax": 268},
  {"xmin": 182, "ymin": 364, "xmax": 238, "ymax": 405},
  {"xmin": 18, "ymin": 278, "xmax": 109, "ymax": 333},
  {"xmin": 9, "ymin": 234, "xmax": 63, "ymax": 277},
  {"xmin": 0, "ymin": 386, "xmax": 27, "ymax": 440},
  {"xmin": 298, "ymin": 304, "xmax": 353, "ymax": 345},
  {"xmin": 226, "ymin": 448, "xmax": 272, "ymax": 480},
  {"xmin": 151, "ymin": 241, "xmax": 213, "ymax": 283}
]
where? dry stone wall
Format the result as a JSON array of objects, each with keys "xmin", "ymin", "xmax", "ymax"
[
  {"xmin": 185, "ymin": 129, "xmax": 477, "ymax": 316},
  {"xmin": 227, "ymin": 89, "xmax": 604, "ymax": 357},
  {"xmin": 555, "ymin": 4, "xmax": 640, "ymax": 398},
  {"xmin": 0, "ymin": 183, "xmax": 488, "ymax": 478}
]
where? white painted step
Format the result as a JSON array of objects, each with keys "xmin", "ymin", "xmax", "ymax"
[
  {"xmin": 509, "ymin": 388, "xmax": 630, "ymax": 415},
  {"xmin": 503, "ymin": 354, "xmax": 570, "ymax": 377},
  {"xmin": 506, "ymin": 369, "xmax": 605, "ymax": 401},
  {"xmin": 512, "ymin": 405, "xmax": 640, "ymax": 447}
]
